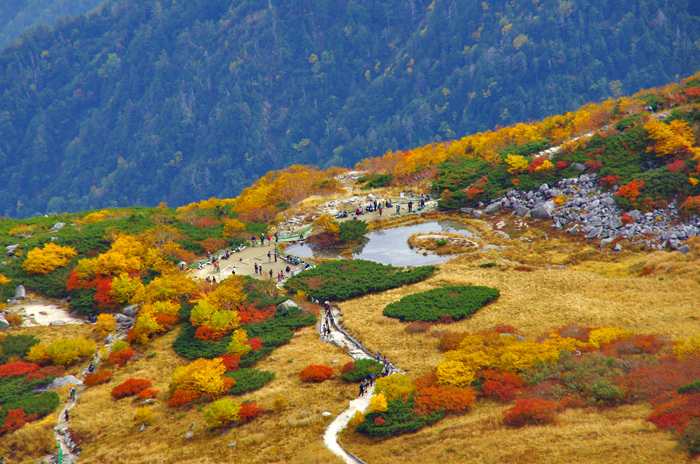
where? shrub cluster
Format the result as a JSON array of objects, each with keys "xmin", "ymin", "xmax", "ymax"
[
  {"xmin": 299, "ymin": 365, "xmax": 334, "ymax": 383},
  {"xmin": 225, "ymin": 368, "xmax": 275, "ymax": 394},
  {"xmin": 109, "ymin": 348, "xmax": 136, "ymax": 366},
  {"xmin": 111, "ymin": 378, "xmax": 152, "ymax": 399},
  {"xmin": 356, "ymin": 394, "xmax": 444, "ymax": 438},
  {"xmin": 84, "ymin": 369, "xmax": 113, "ymax": 386},
  {"xmin": 503, "ymin": 398, "xmax": 558, "ymax": 427},
  {"xmin": 0, "ymin": 362, "xmax": 40, "ymax": 378},
  {"xmin": 284, "ymin": 259, "xmax": 436, "ymax": 301},
  {"xmin": 383, "ymin": 285, "xmax": 500, "ymax": 322},
  {"xmin": 339, "ymin": 359, "xmax": 384, "ymax": 383}
]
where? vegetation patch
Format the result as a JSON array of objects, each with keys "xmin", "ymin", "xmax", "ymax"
[
  {"xmin": 224, "ymin": 369, "xmax": 275, "ymax": 395},
  {"xmin": 339, "ymin": 359, "xmax": 384, "ymax": 383},
  {"xmin": 383, "ymin": 285, "xmax": 500, "ymax": 322},
  {"xmin": 284, "ymin": 259, "xmax": 436, "ymax": 301}
]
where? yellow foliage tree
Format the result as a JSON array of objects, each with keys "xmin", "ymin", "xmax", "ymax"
[
  {"xmin": 27, "ymin": 337, "xmax": 96, "ymax": 365},
  {"xmin": 172, "ymin": 358, "xmax": 232, "ymax": 398},
  {"xmin": 222, "ymin": 219, "xmax": 245, "ymax": 238},
  {"xmin": 190, "ymin": 299, "xmax": 241, "ymax": 334},
  {"xmin": 644, "ymin": 119, "xmax": 700, "ymax": 163},
  {"xmin": 375, "ymin": 374, "xmax": 415, "ymax": 402},
  {"xmin": 673, "ymin": 337, "xmax": 700, "ymax": 361},
  {"xmin": 96, "ymin": 314, "xmax": 117, "ymax": 337},
  {"xmin": 110, "ymin": 273, "xmax": 146, "ymax": 304},
  {"xmin": 368, "ymin": 393, "xmax": 388, "ymax": 413},
  {"xmin": 587, "ymin": 327, "xmax": 631, "ymax": 348},
  {"xmin": 227, "ymin": 329, "xmax": 251, "ymax": 357},
  {"xmin": 505, "ymin": 155, "xmax": 529, "ymax": 174},
  {"xmin": 0, "ymin": 274, "xmax": 10, "ymax": 285},
  {"xmin": 204, "ymin": 398, "xmax": 240, "ymax": 429},
  {"xmin": 206, "ymin": 277, "xmax": 247, "ymax": 312},
  {"xmin": 142, "ymin": 270, "xmax": 199, "ymax": 303},
  {"xmin": 22, "ymin": 243, "xmax": 77, "ymax": 274},
  {"xmin": 134, "ymin": 407, "xmax": 153, "ymax": 425}
]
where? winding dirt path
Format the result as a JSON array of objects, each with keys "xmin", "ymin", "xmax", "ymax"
[{"xmin": 320, "ymin": 306, "xmax": 399, "ymax": 464}]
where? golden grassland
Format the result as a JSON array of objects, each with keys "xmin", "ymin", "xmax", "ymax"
[
  {"xmin": 340, "ymin": 403, "xmax": 685, "ymax": 464},
  {"xmin": 69, "ymin": 327, "xmax": 354, "ymax": 464}
]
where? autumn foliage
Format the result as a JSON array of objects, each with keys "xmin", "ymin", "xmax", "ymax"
[
  {"xmin": 299, "ymin": 365, "xmax": 334, "ymax": 383},
  {"xmin": 615, "ymin": 179, "xmax": 644, "ymax": 200},
  {"xmin": 503, "ymin": 398, "xmax": 558, "ymax": 427},
  {"xmin": 84, "ymin": 369, "xmax": 113, "ymax": 386},
  {"xmin": 0, "ymin": 409, "xmax": 37, "ymax": 434},
  {"xmin": 111, "ymin": 378, "xmax": 152, "ymax": 399},
  {"xmin": 109, "ymin": 348, "xmax": 136, "ymax": 366},
  {"xmin": 22, "ymin": 243, "xmax": 77, "ymax": 274},
  {"xmin": 0, "ymin": 361, "xmax": 39, "ymax": 378},
  {"xmin": 168, "ymin": 388, "xmax": 204, "ymax": 408},
  {"xmin": 238, "ymin": 402, "xmax": 264, "ymax": 423},
  {"xmin": 413, "ymin": 385, "xmax": 476, "ymax": 414}
]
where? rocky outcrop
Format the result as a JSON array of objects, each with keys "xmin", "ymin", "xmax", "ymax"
[{"xmin": 475, "ymin": 173, "xmax": 699, "ymax": 251}]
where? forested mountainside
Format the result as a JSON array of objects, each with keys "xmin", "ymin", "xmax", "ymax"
[
  {"xmin": 0, "ymin": 0, "xmax": 103, "ymax": 51},
  {"xmin": 1, "ymin": 0, "xmax": 699, "ymax": 218}
]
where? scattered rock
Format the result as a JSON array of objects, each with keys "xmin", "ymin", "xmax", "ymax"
[
  {"xmin": 331, "ymin": 360, "xmax": 339, "ymax": 364},
  {"xmin": 278, "ymin": 299, "xmax": 299, "ymax": 311},
  {"xmin": 13, "ymin": 284, "xmax": 27, "ymax": 300},
  {"xmin": 613, "ymin": 244, "xmax": 622, "ymax": 252},
  {"xmin": 484, "ymin": 202, "xmax": 501, "ymax": 214},
  {"xmin": 139, "ymin": 424, "xmax": 147, "ymax": 432},
  {"xmin": 471, "ymin": 209, "xmax": 483, "ymax": 219},
  {"xmin": 321, "ymin": 411, "xmax": 332, "ymax": 417},
  {"xmin": 184, "ymin": 433, "xmax": 194, "ymax": 439},
  {"xmin": 42, "ymin": 375, "xmax": 83, "ymax": 390},
  {"xmin": 571, "ymin": 163, "xmax": 587, "ymax": 171},
  {"xmin": 122, "ymin": 304, "xmax": 139, "ymax": 317},
  {"xmin": 49, "ymin": 320, "xmax": 65, "ymax": 326},
  {"xmin": 6, "ymin": 244, "xmax": 19, "ymax": 254},
  {"xmin": 514, "ymin": 205, "xmax": 530, "ymax": 217},
  {"xmin": 51, "ymin": 222, "xmax": 66, "ymax": 231},
  {"xmin": 678, "ymin": 244, "xmax": 691, "ymax": 255},
  {"xmin": 228, "ymin": 442, "xmax": 237, "ymax": 448},
  {"xmin": 0, "ymin": 316, "xmax": 9, "ymax": 330}
]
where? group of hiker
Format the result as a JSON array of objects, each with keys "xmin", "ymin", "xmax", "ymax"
[
  {"xmin": 341, "ymin": 194, "xmax": 430, "ymax": 219},
  {"xmin": 251, "ymin": 232, "xmax": 279, "ymax": 247}
]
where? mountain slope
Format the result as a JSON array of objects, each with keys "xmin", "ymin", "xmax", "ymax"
[
  {"xmin": 1, "ymin": 0, "xmax": 699, "ymax": 217},
  {"xmin": 0, "ymin": 0, "xmax": 103, "ymax": 51}
]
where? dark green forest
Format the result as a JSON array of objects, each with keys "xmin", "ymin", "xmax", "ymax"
[
  {"xmin": 0, "ymin": 0, "xmax": 102, "ymax": 50},
  {"xmin": 1, "ymin": 0, "xmax": 699, "ymax": 218}
]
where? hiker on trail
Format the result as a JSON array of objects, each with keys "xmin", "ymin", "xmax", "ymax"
[
  {"xmin": 232, "ymin": 267, "xmax": 236, "ymax": 275},
  {"xmin": 251, "ymin": 235, "xmax": 256, "ymax": 247},
  {"xmin": 286, "ymin": 265, "xmax": 291, "ymax": 276},
  {"xmin": 212, "ymin": 276, "xmax": 216, "ymax": 284},
  {"xmin": 260, "ymin": 233, "xmax": 265, "ymax": 246},
  {"xmin": 268, "ymin": 251, "xmax": 271, "ymax": 262},
  {"xmin": 269, "ymin": 269, "xmax": 273, "ymax": 280},
  {"xmin": 420, "ymin": 198, "xmax": 425, "ymax": 208},
  {"xmin": 376, "ymin": 351, "xmax": 381, "ymax": 360},
  {"xmin": 70, "ymin": 387, "xmax": 76, "ymax": 401},
  {"xmin": 374, "ymin": 200, "xmax": 377, "ymax": 210},
  {"xmin": 274, "ymin": 232, "xmax": 278, "ymax": 242},
  {"xmin": 359, "ymin": 382, "xmax": 365, "ymax": 397},
  {"xmin": 369, "ymin": 373, "xmax": 374, "ymax": 386},
  {"xmin": 274, "ymin": 252, "xmax": 278, "ymax": 262},
  {"xmin": 65, "ymin": 410, "xmax": 69, "ymax": 422},
  {"xmin": 396, "ymin": 204, "xmax": 400, "ymax": 214},
  {"xmin": 206, "ymin": 251, "xmax": 211, "ymax": 259},
  {"xmin": 254, "ymin": 263, "xmax": 259, "ymax": 274},
  {"xmin": 267, "ymin": 234, "xmax": 271, "ymax": 243},
  {"xmin": 259, "ymin": 266, "xmax": 263, "ymax": 276},
  {"xmin": 378, "ymin": 205, "xmax": 382, "ymax": 217},
  {"xmin": 277, "ymin": 272, "xmax": 282, "ymax": 282},
  {"xmin": 408, "ymin": 201, "xmax": 413, "ymax": 212}
]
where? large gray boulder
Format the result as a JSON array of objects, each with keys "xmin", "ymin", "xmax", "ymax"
[
  {"xmin": 530, "ymin": 201, "xmax": 556, "ymax": 220},
  {"xmin": 13, "ymin": 285, "xmax": 26, "ymax": 300},
  {"xmin": 484, "ymin": 202, "xmax": 502, "ymax": 214},
  {"xmin": 571, "ymin": 163, "xmax": 587, "ymax": 172},
  {"xmin": 122, "ymin": 304, "xmax": 139, "ymax": 317},
  {"xmin": 514, "ymin": 205, "xmax": 530, "ymax": 217},
  {"xmin": 471, "ymin": 209, "xmax": 483, "ymax": 219},
  {"xmin": 587, "ymin": 227, "xmax": 603, "ymax": 239},
  {"xmin": 0, "ymin": 316, "xmax": 9, "ymax": 330},
  {"xmin": 278, "ymin": 299, "xmax": 300, "ymax": 311},
  {"xmin": 51, "ymin": 222, "xmax": 66, "ymax": 231},
  {"xmin": 43, "ymin": 375, "xmax": 83, "ymax": 390},
  {"xmin": 678, "ymin": 244, "xmax": 691, "ymax": 255}
]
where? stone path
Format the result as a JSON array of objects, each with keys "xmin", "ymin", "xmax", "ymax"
[{"xmin": 320, "ymin": 306, "xmax": 399, "ymax": 464}]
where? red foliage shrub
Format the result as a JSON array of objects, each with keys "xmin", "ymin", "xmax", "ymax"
[
  {"xmin": 111, "ymin": 378, "xmax": 152, "ymax": 399},
  {"xmin": 341, "ymin": 362, "xmax": 355, "ymax": 375},
  {"xmin": 25, "ymin": 365, "xmax": 65, "ymax": 381},
  {"xmin": 616, "ymin": 179, "xmax": 644, "ymax": 200},
  {"xmin": 193, "ymin": 216, "xmax": 221, "ymax": 229},
  {"xmin": 154, "ymin": 314, "xmax": 178, "ymax": 329},
  {"xmin": 503, "ymin": 398, "xmax": 558, "ymax": 427},
  {"xmin": 584, "ymin": 160, "xmax": 603, "ymax": 170},
  {"xmin": 621, "ymin": 213, "xmax": 634, "ymax": 225},
  {"xmin": 109, "ymin": 348, "xmax": 136, "ymax": 366},
  {"xmin": 647, "ymin": 392, "xmax": 700, "ymax": 431},
  {"xmin": 374, "ymin": 417, "xmax": 387, "ymax": 425},
  {"xmin": 478, "ymin": 370, "xmax": 524, "ymax": 401},
  {"xmin": 414, "ymin": 386, "xmax": 476, "ymax": 413},
  {"xmin": 0, "ymin": 409, "xmax": 36, "ymax": 433},
  {"xmin": 246, "ymin": 338, "xmax": 263, "ymax": 352},
  {"xmin": 299, "ymin": 365, "xmax": 334, "ymax": 383},
  {"xmin": 615, "ymin": 356, "xmax": 700, "ymax": 403},
  {"xmin": 200, "ymin": 238, "xmax": 228, "ymax": 254},
  {"xmin": 526, "ymin": 158, "xmax": 546, "ymax": 173},
  {"xmin": 405, "ymin": 321, "xmax": 432, "ymax": 333},
  {"xmin": 167, "ymin": 388, "xmax": 203, "ymax": 407},
  {"xmin": 413, "ymin": 372, "xmax": 438, "ymax": 391},
  {"xmin": 137, "ymin": 389, "xmax": 160, "ymax": 400},
  {"xmin": 84, "ymin": 369, "xmax": 113, "ymax": 387},
  {"xmin": 239, "ymin": 402, "xmax": 264, "ymax": 423},
  {"xmin": 667, "ymin": 160, "xmax": 687, "ymax": 173},
  {"xmin": 601, "ymin": 334, "xmax": 666, "ymax": 356},
  {"xmin": 558, "ymin": 395, "xmax": 586, "ymax": 411},
  {"xmin": 194, "ymin": 326, "xmax": 227, "ymax": 341},
  {"xmin": 0, "ymin": 361, "xmax": 40, "ymax": 378},
  {"xmin": 600, "ymin": 174, "xmax": 620, "ymax": 187},
  {"xmin": 493, "ymin": 325, "xmax": 517, "ymax": 334},
  {"xmin": 238, "ymin": 305, "xmax": 276, "ymax": 324},
  {"xmin": 556, "ymin": 161, "xmax": 569, "ymax": 169},
  {"xmin": 437, "ymin": 331, "xmax": 468, "ymax": 352},
  {"xmin": 94, "ymin": 277, "xmax": 117, "ymax": 310},
  {"xmin": 681, "ymin": 196, "xmax": 700, "ymax": 215},
  {"xmin": 513, "ymin": 266, "xmax": 533, "ymax": 272},
  {"xmin": 221, "ymin": 354, "xmax": 240, "ymax": 372}
]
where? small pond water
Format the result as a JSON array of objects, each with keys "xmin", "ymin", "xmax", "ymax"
[{"xmin": 284, "ymin": 220, "xmax": 477, "ymax": 266}]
